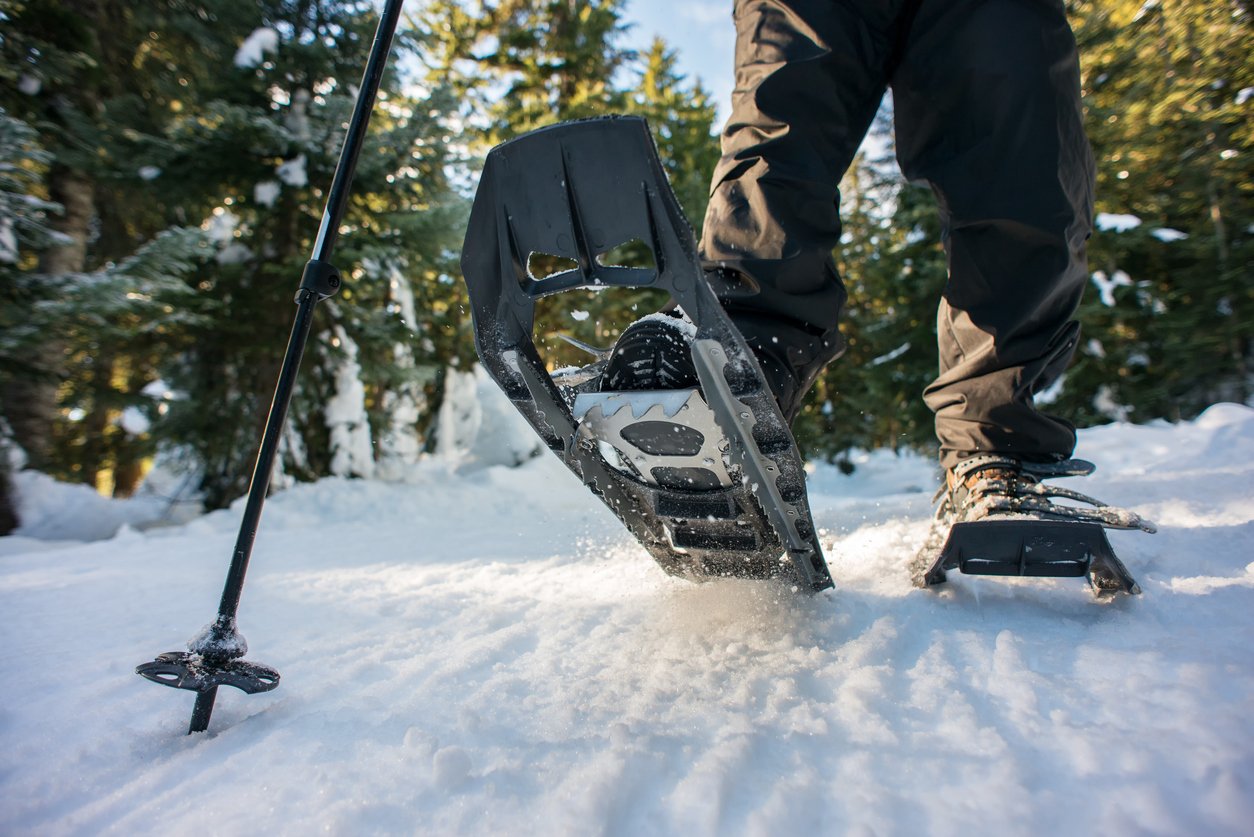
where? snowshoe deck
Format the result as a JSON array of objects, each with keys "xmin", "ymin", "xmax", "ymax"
[
  {"xmin": 460, "ymin": 117, "xmax": 833, "ymax": 591},
  {"xmin": 915, "ymin": 519, "xmax": 1141, "ymax": 596}
]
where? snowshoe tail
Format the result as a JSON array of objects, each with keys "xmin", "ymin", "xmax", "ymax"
[
  {"xmin": 914, "ymin": 520, "xmax": 1141, "ymax": 597},
  {"xmin": 460, "ymin": 117, "xmax": 833, "ymax": 591}
]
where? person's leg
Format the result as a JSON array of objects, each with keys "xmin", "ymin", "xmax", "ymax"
[
  {"xmin": 699, "ymin": 0, "xmax": 909, "ymax": 420},
  {"xmin": 891, "ymin": 0, "xmax": 1095, "ymax": 469}
]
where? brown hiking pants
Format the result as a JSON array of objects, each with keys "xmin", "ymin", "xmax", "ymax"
[{"xmin": 699, "ymin": 0, "xmax": 1095, "ymax": 468}]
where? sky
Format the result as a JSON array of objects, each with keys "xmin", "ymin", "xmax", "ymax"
[
  {"xmin": 621, "ymin": 0, "xmax": 737, "ymax": 124},
  {"xmin": 620, "ymin": 0, "xmax": 892, "ymax": 163}
]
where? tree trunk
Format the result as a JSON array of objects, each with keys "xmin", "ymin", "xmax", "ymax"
[
  {"xmin": 0, "ymin": 446, "xmax": 17, "ymax": 535},
  {"xmin": 1, "ymin": 167, "xmax": 94, "ymax": 472}
]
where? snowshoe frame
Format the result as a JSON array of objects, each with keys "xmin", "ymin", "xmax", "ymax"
[{"xmin": 460, "ymin": 117, "xmax": 833, "ymax": 591}]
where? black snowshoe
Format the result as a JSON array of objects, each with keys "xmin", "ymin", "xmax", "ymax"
[
  {"xmin": 912, "ymin": 455, "xmax": 1157, "ymax": 597},
  {"xmin": 460, "ymin": 117, "xmax": 833, "ymax": 591}
]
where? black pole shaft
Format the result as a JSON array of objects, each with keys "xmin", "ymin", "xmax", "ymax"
[
  {"xmin": 190, "ymin": 687, "xmax": 218, "ymax": 734},
  {"xmin": 217, "ymin": 293, "xmax": 319, "ymax": 617},
  {"xmin": 213, "ymin": 0, "xmax": 406, "ymax": 623},
  {"xmin": 312, "ymin": 0, "xmax": 406, "ymax": 262}
]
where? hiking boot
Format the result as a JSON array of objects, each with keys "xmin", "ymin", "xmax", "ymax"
[
  {"xmin": 600, "ymin": 308, "xmax": 843, "ymax": 427},
  {"xmin": 937, "ymin": 454, "xmax": 1157, "ymax": 531},
  {"xmin": 599, "ymin": 311, "xmax": 699, "ymax": 392}
]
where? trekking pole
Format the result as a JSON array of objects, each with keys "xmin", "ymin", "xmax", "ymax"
[{"xmin": 136, "ymin": 0, "xmax": 407, "ymax": 735}]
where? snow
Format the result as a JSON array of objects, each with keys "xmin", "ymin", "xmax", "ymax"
[
  {"xmin": 1094, "ymin": 385, "xmax": 1132, "ymax": 423},
  {"xmin": 325, "ymin": 325, "xmax": 375, "ymax": 479},
  {"xmin": 202, "ymin": 207, "xmax": 239, "ymax": 243},
  {"xmin": 1091, "ymin": 269, "xmax": 1133, "ymax": 307},
  {"xmin": 137, "ymin": 166, "xmax": 161, "ymax": 181},
  {"xmin": 253, "ymin": 180, "xmax": 281, "ymax": 207},
  {"xmin": 119, "ymin": 406, "xmax": 151, "ymax": 435},
  {"xmin": 215, "ymin": 241, "xmax": 253, "ymax": 265},
  {"xmin": 2, "ymin": 403, "xmax": 1253, "ymax": 834},
  {"xmin": 376, "ymin": 263, "xmax": 425, "ymax": 481},
  {"xmin": 0, "ymin": 216, "xmax": 15, "ymax": 263},
  {"xmin": 1095, "ymin": 213, "xmax": 1142, "ymax": 233},
  {"xmin": 869, "ymin": 341, "xmax": 910, "ymax": 366},
  {"xmin": 435, "ymin": 366, "xmax": 543, "ymax": 469},
  {"xmin": 276, "ymin": 154, "xmax": 308, "ymax": 188},
  {"xmin": 234, "ymin": 27, "xmax": 279, "ymax": 69},
  {"xmin": 7, "ymin": 470, "xmax": 172, "ymax": 541},
  {"xmin": 17, "ymin": 73, "xmax": 40, "ymax": 95},
  {"xmin": 1151, "ymin": 228, "xmax": 1188, "ymax": 242}
]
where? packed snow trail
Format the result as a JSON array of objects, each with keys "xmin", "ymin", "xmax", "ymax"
[{"xmin": 2, "ymin": 405, "xmax": 1253, "ymax": 835}]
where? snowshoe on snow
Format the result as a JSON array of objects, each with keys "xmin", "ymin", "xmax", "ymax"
[
  {"xmin": 912, "ymin": 455, "xmax": 1156, "ymax": 596},
  {"xmin": 459, "ymin": 117, "xmax": 833, "ymax": 591}
]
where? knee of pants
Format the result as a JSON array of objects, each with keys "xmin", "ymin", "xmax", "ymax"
[{"xmin": 892, "ymin": 0, "xmax": 1093, "ymax": 226}]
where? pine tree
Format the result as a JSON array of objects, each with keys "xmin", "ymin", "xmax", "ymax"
[
  {"xmin": 149, "ymin": 1, "xmax": 469, "ymax": 507},
  {"xmin": 625, "ymin": 38, "xmax": 721, "ymax": 233},
  {"xmin": 0, "ymin": 108, "xmax": 64, "ymax": 532},
  {"xmin": 472, "ymin": 0, "xmax": 636, "ymax": 141},
  {"xmin": 1060, "ymin": 0, "xmax": 1252, "ymax": 424},
  {"xmin": 0, "ymin": 0, "xmax": 230, "ymax": 492}
]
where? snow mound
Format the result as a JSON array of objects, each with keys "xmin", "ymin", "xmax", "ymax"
[
  {"xmin": 9, "ymin": 470, "xmax": 177, "ymax": 541},
  {"xmin": 435, "ymin": 365, "xmax": 543, "ymax": 470}
]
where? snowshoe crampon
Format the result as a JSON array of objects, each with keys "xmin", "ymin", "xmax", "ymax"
[
  {"xmin": 460, "ymin": 117, "xmax": 833, "ymax": 591},
  {"xmin": 915, "ymin": 520, "xmax": 1142, "ymax": 597},
  {"xmin": 911, "ymin": 457, "xmax": 1155, "ymax": 597}
]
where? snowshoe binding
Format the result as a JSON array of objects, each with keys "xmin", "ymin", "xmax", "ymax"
[
  {"xmin": 912, "ymin": 454, "xmax": 1157, "ymax": 597},
  {"xmin": 460, "ymin": 117, "xmax": 833, "ymax": 591}
]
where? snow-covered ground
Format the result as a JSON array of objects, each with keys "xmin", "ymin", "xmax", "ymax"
[{"xmin": 2, "ymin": 404, "xmax": 1252, "ymax": 835}]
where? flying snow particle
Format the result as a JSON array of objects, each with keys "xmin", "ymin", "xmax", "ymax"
[
  {"xmin": 1237, "ymin": 87, "xmax": 1254, "ymax": 106},
  {"xmin": 138, "ymin": 166, "xmax": 162, "ymax": 181},
  {"xmin": 18, "ymin": 74, "xmax": 41, "ymax": 96},
  {"xmin": 234, "ymin": 27, "xmax": 279, "ymax": 69},
  {"xmin": 571, "ymin": 310, "xmax": 590, "ymax": 321},
  {"xmin": 1095, "ymin": 213, "xmax": 1142, "ymax": 233},
  {"xmin": 1151, "ymin": 228, "xmax": 1188, "ymax": 243}
]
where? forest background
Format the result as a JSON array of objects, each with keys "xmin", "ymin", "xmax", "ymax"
[{"xmin": 0, "ymin": 0, "xmax": 1249, "ymax": 531}]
